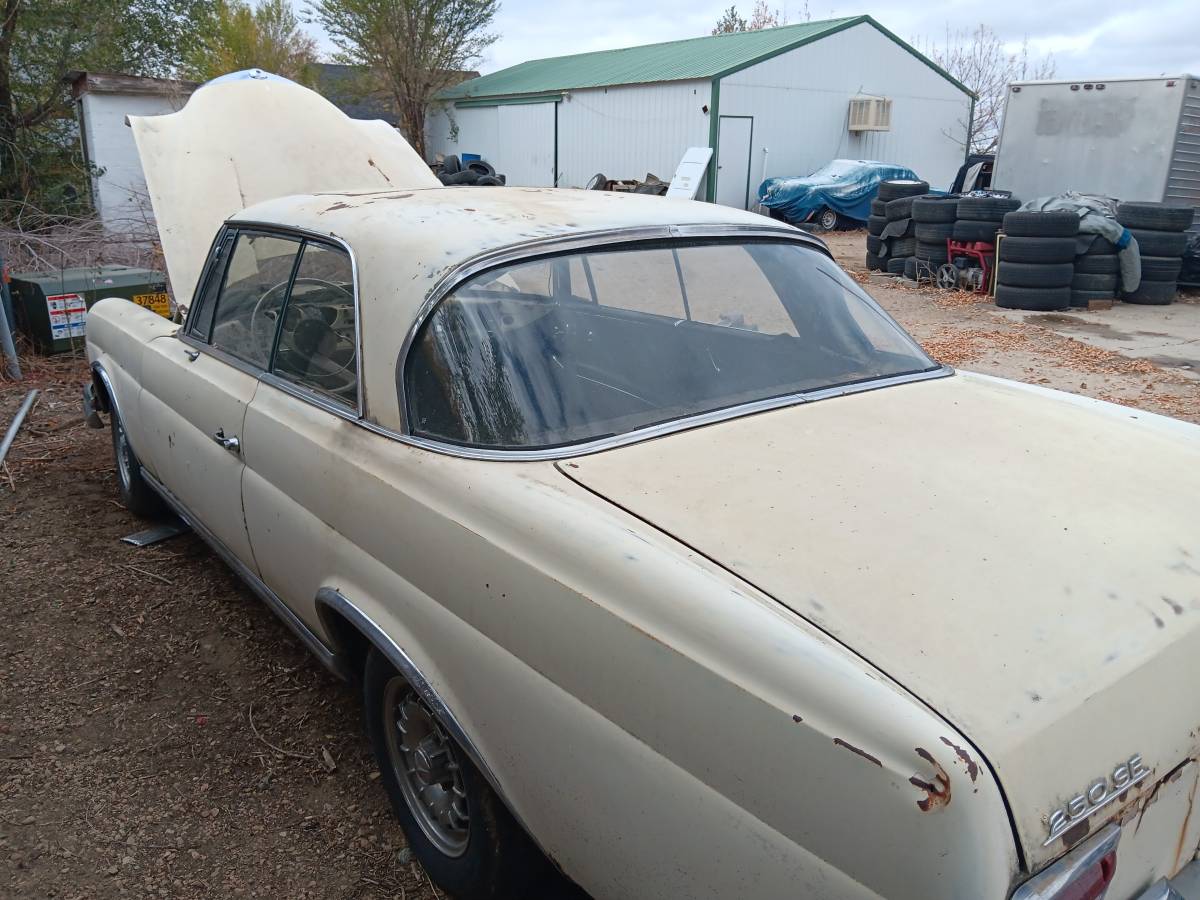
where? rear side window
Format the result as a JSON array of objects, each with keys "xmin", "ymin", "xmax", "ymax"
[
  {"xmin": 209, "ymin": 232, "xmax": 303, "ymax": 367},
  {"xmin": 187, "ymin": 233, "xmax": 233, "ymax": 341},
  {"xmin": 272, "ymin": 242, "xmax": 357, "ymax": 407},
  {"xmin": 405, "ymin": 240, "xmax": 935, "ymax": 450}
]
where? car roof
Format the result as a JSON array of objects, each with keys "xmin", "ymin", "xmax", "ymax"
[{"xmin": 230, "ymin": 187, "xmax": 817, "ymax": 431}]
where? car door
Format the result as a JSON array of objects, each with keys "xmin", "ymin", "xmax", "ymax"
[
  {"xmin": 238, "ymin": 236, "xmax": 360, "ymax": 633},
  {"xmin": 139, "ymin": 227, "xmax": 304, "ymax": 570}
]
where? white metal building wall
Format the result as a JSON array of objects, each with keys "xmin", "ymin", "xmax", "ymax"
[
  {"xmin": 717, "ymin": 22, "xmax": 970, "ymax": 205},
  {"xmin": 554, "ymin": 81, "xmax": 711, "ymax": 188},
  {"xmin": 427, "ymin": 102, "xmax": 557, "ymax": 186}
]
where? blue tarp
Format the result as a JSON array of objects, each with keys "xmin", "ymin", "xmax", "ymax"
[{"xmin": 757, "ymin": 159, "xmax": 921, "ymax": 225}]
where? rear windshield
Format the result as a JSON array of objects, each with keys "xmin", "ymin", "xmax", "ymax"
[{"xmin": 404, "ymin": 239, "xmax": 936, "ymax": 450}]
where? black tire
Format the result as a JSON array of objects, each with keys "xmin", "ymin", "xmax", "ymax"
[
  {"xmin": 999, "ymin": 236, "xmax": 1078, "ymax": 264},
  {"xmin": 953, "ymin": 220, "xmax": 1001, "ymax": 243},
  {"xmin": 1124, "ymin": 280, "xmax": 1177, "ymax": 305},
  {"xmin": 915, "ymin": 222, "xmax": 955, "ymax": 243},
  {"xmin": 877, "ymin": 179, "xmax": 930, "ymax": 202},
  {"xmin": 994, "ymin": 284, "xmax": 1071, "ymax": 311},
  {"xmin": 997, "ymin": 261, "xmax": 1074, "ymax": 288},
  {"xmin": 867, "ymin": 215, "xmax": 887, "ymax": 236},
  {"xmin": 1071, "ymin": 289, "xmax": 1115, "ymax": 307},
  {"xmin": 916, "ymin": 241, "xmax": 949, "ymax": 263},
  {"xmin": 1116, "ymin": 201, "xmax": 1195, "ymax": 232},
  {"xmin": 1074, "ymin": 254, "xmax": 1120, "ymax": 274},
  {"xmin": 109, "ymin": 399, "xmax": 165, "ymax": 518},
  {"xmin": 911, "ymin": 197, "xmax": 958, "ymax": 224},
  {"xmin": 890, "ymin": 237, "xmax": 917, "ymax": 258},
  {"xmin": 585, "ymin": 173, "xmax": 607, "ymax": 191},
  {"xmin": 1140, "ymin": 256, "xmax": 1184, "ymax": 282},
  {"xmin": 885, "ymin": 195, "xmax": 921, "ymax": 220},
  {"xmin": 870, "ymin": 199, "xmax": 887, "ymax": 217},
  {"xmin": 364, "ymin": 649, "xmax": 573, "ymax": 900},
  {"xmin": 886, "ymin": 256, "xmax": 909, "ymax": 274},
  {"xmin": 466, "ymin": 160, "xmax": 496, "ymax": 177},
  {"xmin": 1081, "ymin": 235, "xmax": 1118, "ymax": 255},
  {"xmin": 903, "ymin": 256, "xmax": 919, "ymax": 280},
  {"xmin": 1002, "ymin": 210, "xmax": 1080, "ymax": 237},
  {"xmin": 474, "ymin": 175, "xmax": 504, "ymax": 186},
  {"xmin": 865, "ymin": 251, "xmax": 884, "ymax": 271},
  {"xmin": 1128, "ymin": 229, "xmax": 1188, "ymax": 257},
  {"xmin": 866, "ymin": 234, "xmax": 883, "ymax": 254},
  {"xmin": 440, "ymin": 155, "xmax": 461, "ymax": 175},
  {"xmin": 956, "ymin": 196, "xmax": 1021, "ymax": 221},
  {"xmin": 1070, "ymin": 272, "xmax": 1118, "ymax": 291},
  {"xmin": 438, "ymin": 169, "xmax": 480, "ymax": 186}
]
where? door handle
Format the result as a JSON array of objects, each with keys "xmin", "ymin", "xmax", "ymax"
[{"xmin": 211, "ymin": 428, "xmax": 240, "ymax": 454}]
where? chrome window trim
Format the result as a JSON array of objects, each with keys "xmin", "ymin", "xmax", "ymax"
[
  {"xmin": 179, "ymin": 220, "xmax": 365, "ymax": 418},
  {"xmin": 141, "ymin": 468, "xmax": 345, "ymax": 679},
  {"xmin": 393, "ymin": 223, "xmax": 948, "ymax": 459},
  {"xmin": 1010, "ymin": 824, "xmax": 1121, "ymax": 899}
]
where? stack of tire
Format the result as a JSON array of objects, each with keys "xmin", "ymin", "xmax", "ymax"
[
  {"xmin": 994, "ymin": 210, "xmax": 1080, "ymax": 311},
  {"xmin": 866, "ymin": 179, "xmax": 928, "ymax": 273},
  {"xmin": 1071, "ymin": 236, "xmax": 1120, "ymax": 307},
  {"xmin": 910, "ymin": 197, "xmax": 960, "ymax": 274},
  {"xmin": 953, "ymin": 196, "xmax": 1021, "ymax": 245},
  {"xmin": 436, "ymin": 155, "xmax": 506, "ymax": 187},
  {"xmin": 1116, "ymin": 201, "xmax": 1196, "ymax": 305}
]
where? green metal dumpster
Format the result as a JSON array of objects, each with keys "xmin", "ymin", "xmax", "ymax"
[{"xmin": 9, "ymin": 265, "xmax": 169, "ymax": 354}]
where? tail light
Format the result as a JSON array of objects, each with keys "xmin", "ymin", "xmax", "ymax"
[{"xmin": 1011, "ymin": 824, "xmax": 1120, "ymax": 899}]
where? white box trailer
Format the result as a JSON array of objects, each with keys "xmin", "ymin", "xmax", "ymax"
[{"xmin": 993, "ymin": 75, "xmax": 1200, "ymax": 232}]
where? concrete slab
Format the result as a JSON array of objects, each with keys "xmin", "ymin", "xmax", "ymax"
[{"xmin": 994, "ymin": 300, "xmax": 1200, "ymax": 381}]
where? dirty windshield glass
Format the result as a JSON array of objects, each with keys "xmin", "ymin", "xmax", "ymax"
[{"xmin": 405, "ymin": 240, "xmax": 936, "ymax": 450}]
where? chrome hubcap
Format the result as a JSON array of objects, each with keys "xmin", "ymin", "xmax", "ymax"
[
  {"xmin": 383, "ymin": 677, "xmax": 470, "ymax": 857},
  {"xmin": 114, "ymin": 418, "xmax": 132, "ymax": 490}
]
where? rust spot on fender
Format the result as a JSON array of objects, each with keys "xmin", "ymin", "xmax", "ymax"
[
  {"xmin": 320, "ymin": 201, "xmax": 354, "ymax": 214},
  {"xmin": 1061, "ymin": 817, "xmax": 1090, "ymax": 849},
  {"xmin": 910, "ymin": 748, "xmax": 951, "ymax": 812},
  {"xmin": 833, "ymin": 738, "xmax": 881, "ymax": 767},
  {"xmin": 367, "ymin": 157, "xmax": 392, "ymax": 183},
  {"xmin": 940, "ymin": 736, "xmax": 979, "ymax": 783}
]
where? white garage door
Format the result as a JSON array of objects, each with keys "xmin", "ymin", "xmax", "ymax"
[{"xmin": 497, "ymin": 102, "xmax": 556, "ymax": 187}]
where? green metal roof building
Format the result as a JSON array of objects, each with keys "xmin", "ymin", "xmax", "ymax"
[{"xmin": 427, "ymin": 16, "xmax": 974, "ymax": 207}]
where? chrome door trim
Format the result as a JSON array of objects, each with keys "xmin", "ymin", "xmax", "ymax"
[{"xmin": 140, "ymin": 468, "xmax": 346, "ymax": 680}]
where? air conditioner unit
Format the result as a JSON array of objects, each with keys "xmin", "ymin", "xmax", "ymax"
[{"xmin": 848, "ymin": 95, "xmax": 892, "ymax": 132}]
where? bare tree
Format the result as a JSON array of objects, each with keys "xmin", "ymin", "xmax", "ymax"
[
  {"xmin": 310, "ymin": 0, "xmax": 499, "ymax": 160},
  {"xmin": 712, "ymin": 2, "xmax": 794, "ymax": 34},
  {"xmin": 915, "ymin": 24, "xmax": 1055, "ymax": 155}
]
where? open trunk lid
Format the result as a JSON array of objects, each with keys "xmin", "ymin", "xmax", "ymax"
[
  {"xmin": 559, "ymin": 372, "xmax": 1200, "ymax": 876},
  {"xmin": 128, "ymin": 70, "xmax": 438, "ymax": 304}
]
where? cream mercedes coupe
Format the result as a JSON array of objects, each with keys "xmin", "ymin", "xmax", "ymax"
[{"xmin": 82, "ymin": 73, "xmax": 1200, "ymax": 900}]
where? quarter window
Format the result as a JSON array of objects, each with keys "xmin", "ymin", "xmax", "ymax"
[
  {"xmin": 209, "ymin": 231, "xmax": 303, "ymax": 367},
  {"xmin": 272, "ymin": 242, "xmax": 357, "ymax": 407}
]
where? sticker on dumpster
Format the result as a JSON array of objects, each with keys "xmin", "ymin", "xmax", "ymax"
[
  {"xmin": 45, "ymin": 293, "xmax": 88, "ymax": 340},
  {"xmin": 132, "ymin": 291, "xmax": 171, "ymax": 318}
]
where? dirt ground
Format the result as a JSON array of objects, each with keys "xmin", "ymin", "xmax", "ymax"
[{"xmin": 2, "ymin": 237, "xmax": 1199, "ymax": 899}]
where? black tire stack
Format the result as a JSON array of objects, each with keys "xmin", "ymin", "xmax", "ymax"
[
  {"xmin": 911, "ymin": 197, "xmax": 958, "ymax": 269},
  {"xmin": 954, "ymin": 196, "xmax": 1021, "ymax": 245},
  {"xmin": 1072, "ymin": 236, "xmax": 1120, "ymax": 307},
  {"xmin": 994, "ymin": 210, "xmax": 1080, "ymax": 311},
  {"xmin": 867, "ymin": 179, "xmax": 929, "ymax": 273},
  {"xmin": 1117, "ymin": 202, "xmax": 1195, "ymax": 306}
]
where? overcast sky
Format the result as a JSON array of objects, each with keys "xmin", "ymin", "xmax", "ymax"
[{"xmin": 303, "ymin": 0, "xmax": 1199, "ymax": 80}]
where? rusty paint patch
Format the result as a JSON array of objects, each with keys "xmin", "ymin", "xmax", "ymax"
[
  {"xmin": 940, "ymin": 736, "xmax": 979, "ymax": 783},
  {"xmin": 1061, "ymin": 817, "xmax": 1090, "ymax": 849},
  {"xmin": 320, "ymin": 201, "xmax": 354, "ymax": 214},
  {"xmin": 792, "ymin": 714, "xmax": 803, "ymax": 724},
  {"xmin": 833, "ymin": 738, "xmax": 881, "ymax": 768},
  {"xmin": 367, "ymin": 157, "xmax": 392, "ymax": 183},
  {"xmin": 910, "ymin": 748, "xmax": 951, "ymax": 812},
  {"xmin": 1174, "ymin": 770, "xmax": 1199, "ymax": 873},
  {"xmin": 1163, "ymin": 596, "xmax": 1185, "ymax": 615}
]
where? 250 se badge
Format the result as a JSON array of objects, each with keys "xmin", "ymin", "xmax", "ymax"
[{"xmin": 1045, "ymin": 754, "xmax": 1151, "ymax": 845}]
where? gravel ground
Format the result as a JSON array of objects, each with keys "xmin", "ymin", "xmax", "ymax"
[{"xmin": 2, "ymin": 237, "xmax": 1198, "ymax": 899}]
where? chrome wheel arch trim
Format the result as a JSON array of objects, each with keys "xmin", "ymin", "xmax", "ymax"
[{"xmin": 90, "ymin": 361, "xmax": 126, "ymax": 429}]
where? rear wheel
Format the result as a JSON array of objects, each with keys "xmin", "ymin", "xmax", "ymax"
[
  {"xmin": 815, "ymin": 206, "xmax": 840, "ymax": 231},
  {"xmin": 109, "ymin": 401, "xmax": 164, "ymax": 518},
  {"xmin": 364, "ymin": 649, "xmax": 578, "ymax": 900}
]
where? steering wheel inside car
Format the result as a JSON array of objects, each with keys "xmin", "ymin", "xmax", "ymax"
[{"xmin": 249, "ymin": 277, "xmax": 354, "ymax": 361}]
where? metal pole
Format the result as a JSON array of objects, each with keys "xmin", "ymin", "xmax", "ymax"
[
  {"xmin": 0, "ymin": 251, "xmax": 19, "ymax": 380},
  {"xmin": 0, "ymin": 388, "xmax": 37, "ymax": 468}
]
